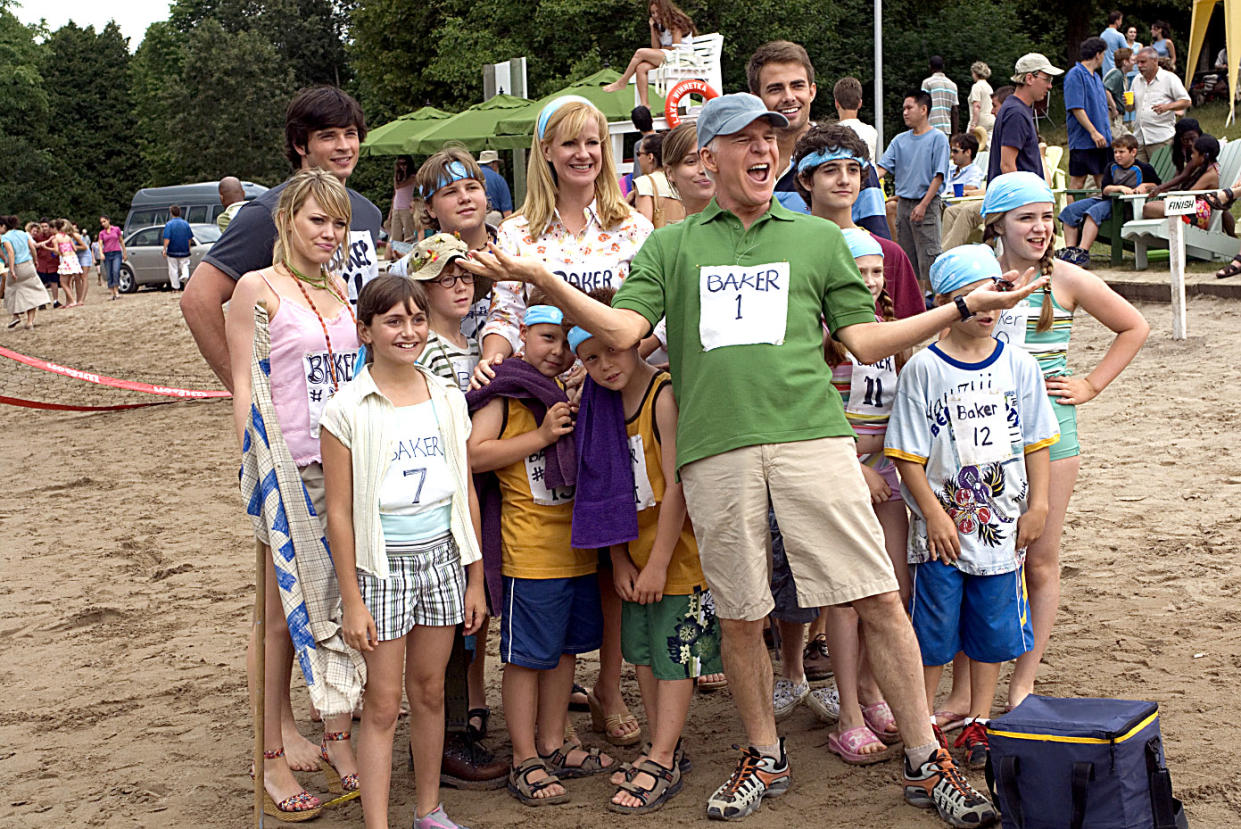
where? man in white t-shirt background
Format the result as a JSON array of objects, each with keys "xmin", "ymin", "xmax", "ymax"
[{"xmin": 833, "ymin": 76, "xmax": 878, "ymax": 163}]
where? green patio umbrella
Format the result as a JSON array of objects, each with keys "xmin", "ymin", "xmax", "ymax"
[
  {"xmin": 491, "ymin": 69, "xmax": 667, "ymax": 149},
  {"xmin": 359, "ymin": 106, "xmax": 454, "ymax": 157},
  {"xmin": 405, "ymin": 94, "xmax": 534, "ymax": 156}
]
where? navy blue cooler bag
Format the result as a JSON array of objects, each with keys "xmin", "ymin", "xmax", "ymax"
[{"xmin": 986, "ymin": 695, "xmax": 1188, "ymax": 829}]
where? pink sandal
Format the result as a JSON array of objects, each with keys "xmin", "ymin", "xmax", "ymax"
[
  {"xmin": 861, "ymin": 701, "xmax": 900, "ymax": 745},
  {"xmin": 934, "ymin": 709, "xmax": 968, "ymax": 733},
  {"xmin": 827, "ymin": 725, "xmax": 893, "ymax": 765}
]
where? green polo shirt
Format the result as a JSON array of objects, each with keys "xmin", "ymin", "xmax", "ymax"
[{"xmin": 613, "ymin": 198, "xmax": 877, "ymax": 470}]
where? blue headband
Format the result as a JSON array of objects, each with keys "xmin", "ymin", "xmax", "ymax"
[
  {"xmin": 567, "ymin": 325, "xmax": 593, "ymax": 353},
  {"xmin": 841, "ymin": 227, "xmax": 883, "ymax": 260},
  {"xmin": 536, "ymin": 95, "xmax": 594, "ymax": 140},
  {"xmin": 422, "ymin": 160, "xmax": 473, "ymax": 199},
  {"xmin": 929, "ymin": 244, "xmax": 1002, "ymax": 296},
  {"xmin": 524, "ymin": 305, "xmax": 564, "ymax": 326},
  {"xmin": 796, "ymin": 147, "xmax": 866, "ymax": 175},
  {"xmin": 980, "ymin": 171, "xmax": 1055, "ymax": 217}
]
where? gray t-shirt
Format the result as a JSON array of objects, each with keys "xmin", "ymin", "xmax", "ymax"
[{"xmin": 204, "ymin": 177, "xmax": 383, "ymax": 303}]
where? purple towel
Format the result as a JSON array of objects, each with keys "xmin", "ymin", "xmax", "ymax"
[
  {"xmin": 465, "ymin": 359, "xmax": 577, "ymax": 610},
  {"xmin": 571, "ymin": 375, "xmax": 638, "ymax": 548}
]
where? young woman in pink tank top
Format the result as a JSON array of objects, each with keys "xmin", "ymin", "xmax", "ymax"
[{"xmin": 226, "ymin": 169, "xmax": 361, "ymax": 819}]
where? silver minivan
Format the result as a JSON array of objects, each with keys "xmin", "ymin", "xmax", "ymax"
[
  {"xmin": 117, "ymin": 223, "xmax": 221, "ymax": 292},
  {"xmin": 123, "ymin": 181, "xmax": 267, "ymax": 235}
]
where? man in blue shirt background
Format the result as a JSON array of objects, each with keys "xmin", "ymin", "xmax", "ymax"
[
  {"xmin": 162, "ymin": 205, "xmax": 197, "ymax": 291},
  {"xmin": 1100, "ymin": 10, "xmax": 1127, "ymax": 76},
  {"xmin": 877, "ymin": 90, "xmax": 950, "ymax": 296},
  {"xmin": 1064, "ymin": 37, "xmax": 1113, "ymax": 190},
  {"xmin": 476, "ymin": 150, "xmax": 513, "ymax": 226}
]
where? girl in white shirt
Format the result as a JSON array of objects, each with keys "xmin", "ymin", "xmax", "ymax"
[{"xmin": 321, "ymin": 275, "xmax": 486, "ymax": 829}]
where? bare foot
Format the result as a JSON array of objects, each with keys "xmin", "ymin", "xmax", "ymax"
[
  {"xmin": 281, "ymin": 722, "xmax": 321, "ymax": 771},
  {"xmin": 602, "ymin": 80, "xmax": 625, "ymax": 93}
]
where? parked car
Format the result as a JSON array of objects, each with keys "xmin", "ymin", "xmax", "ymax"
[
  {"xmin": 117, "ymin": 223, "xmax": 221, "ymax": 293},
  {"xmin": 124, "ymin": 181, "xmax": 267, "ymax": 235}
]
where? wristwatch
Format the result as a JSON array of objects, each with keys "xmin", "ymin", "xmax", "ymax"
[{"xmin": 954, "ymin": 295, "xmax": 974, "ymax": 321}]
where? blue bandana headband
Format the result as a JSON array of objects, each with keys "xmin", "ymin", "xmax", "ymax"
[
  {"xmin": 841, "ymin": 227, "xmax": 883, "ymax": 261},
  {"xmin": 421, "ymin": 160, "xmax": 474, "ymax": 200},
  {"xmin": 524, "ymin": 305, "xmax": 564, "ymax": 326},
  {"xmin": 567, "ymin": 325, "xmax": 593, "ymax": 353},
  {"xmin": 929, "ymin": 244, "xmax": 1003, "ymax": 296},
  {"xmin": 536, "ymin": 95, "xmax": 594, "ymax": 140},
  {"xmin": 796, "ymin": 147, "xmax": 866, "ymax": 175}
]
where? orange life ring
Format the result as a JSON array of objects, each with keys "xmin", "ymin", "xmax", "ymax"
[{"xmin": 664, "ymin": 79, "xmax": 719, "ymax": 127}]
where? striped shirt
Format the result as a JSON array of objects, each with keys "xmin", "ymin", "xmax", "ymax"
[
  {"xmin": 418, "ymin": 331, "xmax": 479, "ymax": 393},
  {"xmin": 994, "ymin": 287, "xmax": 1074, "ymax": 379},
  {"xmin": 921, "ymin": 72, "xmax": 959, "ymax": 135}
]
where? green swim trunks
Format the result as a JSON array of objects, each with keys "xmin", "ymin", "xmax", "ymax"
[
  {"xmin": 1048, "ymin": 395, "xmax": 1080, "ymax": 461},
  {"xmin": 621, "ymin": 588, "xmax": 723, "ymax": 681}
]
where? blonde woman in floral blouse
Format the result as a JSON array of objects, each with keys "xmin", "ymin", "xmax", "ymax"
[{"xmin": 480, "ymin": 97, "xmax": 652, "ymax": 361}]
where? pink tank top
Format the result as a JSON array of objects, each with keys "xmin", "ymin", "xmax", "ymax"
[{"xmin": 261, "ymin": 273, "xmax": 360, "ymax": 466}]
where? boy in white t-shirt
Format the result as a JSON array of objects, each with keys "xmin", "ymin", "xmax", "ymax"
[
  {"xmin": 885, "ymin": 245, "xmax": 1059, "ymax": 772},
  {"xmin": 834, "ymin": 76, "xmax": 879, "ymax": 163}
]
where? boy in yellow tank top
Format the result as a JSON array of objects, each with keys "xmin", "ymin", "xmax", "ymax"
[
  {"xmin": 467, "ymin": 300, "xmax": 616, "ymax": 805},
  {"xmin": 569, "ymin": 286, "xmax": 723, "ymax": 815}
]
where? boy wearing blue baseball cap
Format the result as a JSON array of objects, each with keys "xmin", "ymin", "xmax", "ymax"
[{"xmin": 884, "ymin": 245, "xmax": 1060, "ymax": 773}]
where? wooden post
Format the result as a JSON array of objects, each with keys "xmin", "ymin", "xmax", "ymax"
[
  {"xmin": 1162, "ymin": 193, "xmax": 1196, "ymax": 340},
  {"xmin": 254, "ymin": 540, "xmax": 266, "ymax": 828}
]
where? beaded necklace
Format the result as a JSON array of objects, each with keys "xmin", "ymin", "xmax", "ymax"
[{"xmin": 282, "ymin": 260, "xmax": 357, "ymax": 390}]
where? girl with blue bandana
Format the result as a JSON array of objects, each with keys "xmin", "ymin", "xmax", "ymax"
[
  {"xmin": 981, "ymin": 172, "xmax": 1149, "ymax": 710},
  {"xmin": 885, "ymin": 244, "xmax": 1060, "ymax": 772}
]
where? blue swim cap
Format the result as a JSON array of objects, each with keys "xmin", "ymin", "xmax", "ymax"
[
  {"xmin": 980, "ymin": 171, "xmax": 1055, "ymax": 217},
  {"xmin": 524, "ymin": 305, "xmax": 565, "ymax": 326},
  {"xmin": 567, "ymin": 325, "xmax": 593, "ymax": 353},
  {"xmin": 841, "ymin": 227, "xmax": 883, "ymax": 261},
  {"xmin": 930, "ymin": 245, "xmax": 1002, "ymax": 296}
]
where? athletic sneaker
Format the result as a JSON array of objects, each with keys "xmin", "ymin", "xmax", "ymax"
[
  {"xmin": 904, "ymin": 748, "xmax": 997, "ymax": 827},
  {"xmin": 706, "ymin": 741, "xmax": 791, "ymax": 821},
  {"xmin": 1055, "ymin": 246, "xmax": 1091, "ymax": 268},
  {"xmin": 805, "ymin": 681, "xmax": 840, "ymax": 724},
  {"xmin": 772, "ymin": 678, "xmax": 809, "ymax": 721},
  {"xmin": 414, "ymin": 803, "xmax": 469, "ymax": 829},
  {"xmin": 954, "ymin": 719, "xmax": 990, "ymax": 770}
]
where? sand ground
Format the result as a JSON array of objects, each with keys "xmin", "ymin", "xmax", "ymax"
[{"xmin": 1, "ymin": 278, "xmax": 1239, "ymax": 827}]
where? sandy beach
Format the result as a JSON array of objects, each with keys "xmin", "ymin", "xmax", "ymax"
[{"xmin": 1, "ymin": 279, "xmax": 1239, "ymax": 827}]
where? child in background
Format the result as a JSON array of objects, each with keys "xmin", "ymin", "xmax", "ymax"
[
  {"xmin": 53, "ymin": 219, "xmax": 83, "ymax": 307},
  {"xmin": 885, "ymin": 244, "xmax": 1059, "ymax": 770},
  {"xmin": 570, "ymin": 286, "xmax": 722, "ymax": 814},
  {"xmin": 321, "ymin": 275, "xmax": 486, "ymax": 829},
  {"xmin": 1056, "ymin": 133, "xmax": 1159, "ymax": 266},
  {"xmin": 820, "ymin": 227, "xmax": 910, "ymax": 763},
  {"xmin": 467, "ymin": 298, "xmax": 616, "ymax": 805},
  {"xmin": 408, "ymin": 233, "xmax": 488, "ymax": 393}
]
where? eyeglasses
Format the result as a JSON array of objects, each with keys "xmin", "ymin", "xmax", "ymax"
[{"xmin": 433, "ymin": 272, "xmax": 475, "ymax": 289}]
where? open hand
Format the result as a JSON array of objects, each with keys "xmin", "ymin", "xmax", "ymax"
[
  {"xmin": 971, "ymin": 267, "xmax": 1048, "ymax": 313},
  {"xmin": 457, "ymin": 243, "xmax": 549, "ymax": 284}
]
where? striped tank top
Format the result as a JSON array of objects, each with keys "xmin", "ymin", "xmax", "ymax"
[{"xmin": 994, "ymin": 285, "xmax": 1073, "ymax": 378}]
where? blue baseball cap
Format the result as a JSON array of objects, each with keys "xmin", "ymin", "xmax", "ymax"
[
  {"xmin": 697, "ymin": 93, "xmax": 789, "ymax": 149},
  {"xmin": 930, "ymin": 244, "xmax": 1003, "ymax": 296},
  {"xmin": 981, "ymin": 171, "xmax": 1055, "ymax": 217},
  {"xmin": 841, "ymin": 227, "xmax": 883, "ymax": 261}
]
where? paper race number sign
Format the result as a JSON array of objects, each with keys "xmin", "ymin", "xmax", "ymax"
[
  {"xmin": 698, "ymin": 262, "xmax": 789, "ymax": 351},
  {"xmin": 629, "ymin": 434, "xmax": 656, "ymax": 510},
  {"xmin": 947, "ymin": 390, "xmax": 1014, "ymax": 467},
  {"xmin": 524, "ymin": 448, "xmax": 575, "ymax": 506}
]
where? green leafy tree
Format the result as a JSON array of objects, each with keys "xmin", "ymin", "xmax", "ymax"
[
  {"xmin": 131, "ymin": 20, "xmax": 188, "ymax": 187},
  {"xmin": 0, "ymin": 6, "xmax": 58, "ymax": 219},
  {"xmin": 40, "ymin": 21, "xmax": 140, "ymax": 222}
]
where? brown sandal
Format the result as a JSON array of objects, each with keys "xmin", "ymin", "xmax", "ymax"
[
  {"xmin": 607, "ymin": 757, "xmax": 682, "ymax": 815},
  {"xmin": 507, "ymin": 756, "xmax": 569, "ymax": 806},
  {"xmin": 1216, "ymin": 255, "xmax": 1241, "ymax": 279},
  {"xmin": 587, "ymin": 689, "xmax": 642, "ymax": 746},
  {"xmin": 540, "ymin": 739, "xmax": 615, "ymax": 779}
]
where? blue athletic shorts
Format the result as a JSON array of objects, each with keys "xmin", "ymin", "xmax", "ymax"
[
  {"xmin": 909, "ymin": 561, "xmax": 1033, "ymax": 666},
  {"xmin": 500, "ymin": 574, "xmax": 603, "ymax": 669}
]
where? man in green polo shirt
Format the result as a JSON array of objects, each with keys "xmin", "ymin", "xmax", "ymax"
[{"xmin": 462, "ymin": 93, "xmax": 1042, "ymax": 826}]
